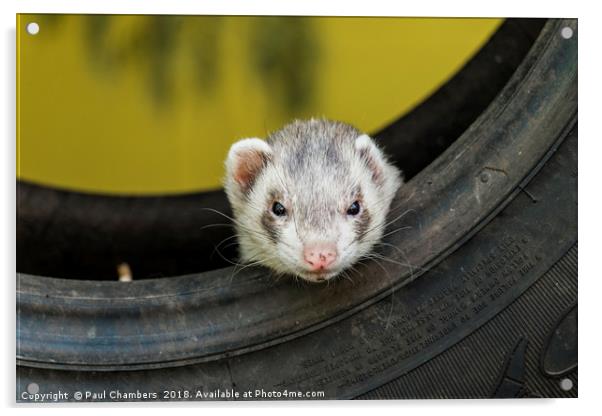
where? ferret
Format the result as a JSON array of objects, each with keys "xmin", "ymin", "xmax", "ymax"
[{"xmin": 224, "ymin": 119, "xmax": 403, "ymax": 283}]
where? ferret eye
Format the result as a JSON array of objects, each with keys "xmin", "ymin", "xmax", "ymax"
[
  {"xmin": 347, "ymin": 201, "xmax": 361, "ymax": 216},
  {"xmin": 272, "ymin": 201, "xmax": 287, "ymax": 216}
]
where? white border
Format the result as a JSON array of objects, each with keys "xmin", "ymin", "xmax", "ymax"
[
  {"xmin": 6, "ymin": 0, "xmax": 583, "ymax": 18},
  {"xmin": 3, "ymin": 1, "xmax": 601, "ymax": 415}
]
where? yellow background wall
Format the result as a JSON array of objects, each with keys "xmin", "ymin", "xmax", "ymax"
[{"xmin": 17, "ymin": 15, "xmax": 502, "ymax": 195}]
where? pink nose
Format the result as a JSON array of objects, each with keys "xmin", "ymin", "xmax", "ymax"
[{"xmin": 303, "ymin": 243, "xmax": 337, "ymax": 270}]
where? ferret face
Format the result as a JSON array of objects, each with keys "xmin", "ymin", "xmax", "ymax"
[{"xmin": 225, "ymin": 119, "xmax": 402, "ymax": 283}]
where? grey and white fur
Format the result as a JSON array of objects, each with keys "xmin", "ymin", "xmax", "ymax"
[{"xmin": 224, "ymin": 118, "xmax": 403, "ymax": 283}]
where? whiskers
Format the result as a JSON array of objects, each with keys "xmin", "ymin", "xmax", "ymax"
[
  {"xmin": 338, "ymin": 268, "xmax": 357, "ymax": 285},
  {"xmin": 353, "ymin": 234, "xmax": 429, "ymax": 329}
]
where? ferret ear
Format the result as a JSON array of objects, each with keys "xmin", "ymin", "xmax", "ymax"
[
  {"xmin": 355, "ymin": 134, "xmax": 387, "ymax": 185},
  {"xmin": 226, "ymin": 138, "xmax": 272, "ymax": 194}
]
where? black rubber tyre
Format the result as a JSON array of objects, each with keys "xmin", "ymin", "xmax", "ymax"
[{"xmin": 17, "ymin": 18, "xmax": 576, "ymax": 401}]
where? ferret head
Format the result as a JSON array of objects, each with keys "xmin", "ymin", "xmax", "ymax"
[{"xmin": 225, "ymin": 119, "xmax": 402, "ymax": 283}]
